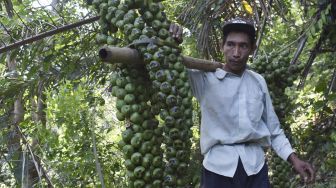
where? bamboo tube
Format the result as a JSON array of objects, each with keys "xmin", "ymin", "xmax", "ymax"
[
  {"xmin": 181, "ymin": 56, "xmax": 222, "ymax": 72},
  {"xmin": 99, "ymin": 46, "xmax": 222, "ymax": 72},
  {"xmin": 99, "ymin": 46, "xmax": 142, "ymax": 65}
]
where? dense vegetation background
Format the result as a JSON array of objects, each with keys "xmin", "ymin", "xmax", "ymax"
[{"xmin": 0, "ymin": 0, "xmax": 335, "ymax": 187}]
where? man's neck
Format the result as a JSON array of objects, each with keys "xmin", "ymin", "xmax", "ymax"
[{"xmin": 223, "ymin": 64, "xmax": 246, "ymax": 76}]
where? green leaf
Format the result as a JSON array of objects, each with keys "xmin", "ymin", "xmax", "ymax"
[
  {"xmin": 324, "ymin": 106, "xmax": 333, "ymax": 114},
  {"xmin": 315, "ymin": 79, "xmax": 327, "ymax": 92},
  {"xmin": 331, "ymin": 131, "xmax": 336, "ymax": 142},
  {"xmin": 311, "ymin": 24, "xmax": 316, "ymax": 35},
  {"xmin": 322, "ymin": 13, "xmax": 327, "ymax": 24},
  {"xmin": 326, "ymin": 4, "xmax": 332, "ymax": 12},
  {"xmin": 318, "ymin": 19, "xmax": 323, "ymax": 31},
  {"xmin": 327, "ymin": 93, "xmax": 336, "ymax": 101},
  {"xmin": 313, "ymin": 100, "xmax": 324, "ymax": 111}
]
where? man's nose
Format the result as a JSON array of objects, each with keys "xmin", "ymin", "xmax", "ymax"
[{"xmin": 233, "ymin": 47, "xmax": 240, "ymax": 57}]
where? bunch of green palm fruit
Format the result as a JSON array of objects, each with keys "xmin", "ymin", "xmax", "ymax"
[{"xmin": 92, "ymin": 0, "xmax": 194, "ymax": 187}]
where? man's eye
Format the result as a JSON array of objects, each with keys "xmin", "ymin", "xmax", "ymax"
[
  {"xmin": 241, "ymin": 44, "xmax": 248, "ymax": 49},
  {"xmin": 227, "ymin": 42, "xmax": 234, "ymax": 47}
]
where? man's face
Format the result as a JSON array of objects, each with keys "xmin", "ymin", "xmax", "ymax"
[{"xmin": 222, "ymin": 32, "xmax": 254, "ymax": 75}]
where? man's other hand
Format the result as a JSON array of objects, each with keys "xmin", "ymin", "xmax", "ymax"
[
  {"xmin": 169, "ymin": 23, "xmax": 183, "ymax": 44},
  {"xmin": 288, "ymin": 153, "xmax": 315, "ymax": 184}
]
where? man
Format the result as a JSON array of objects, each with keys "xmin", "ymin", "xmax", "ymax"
[{"xmin": 169, "ymin": 18, "xmax": 315, "ymax": 187}]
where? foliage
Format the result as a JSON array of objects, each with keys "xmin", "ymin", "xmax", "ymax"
[{"xmin": 36, "ymin": 80, "xmax": 124, "ymax": 187}]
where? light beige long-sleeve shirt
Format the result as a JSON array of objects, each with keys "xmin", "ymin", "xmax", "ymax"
[{"xmin": 188, "ymin": 68, "xmax": 294, "ymax": 177}]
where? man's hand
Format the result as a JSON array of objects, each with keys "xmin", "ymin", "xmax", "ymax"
[
  {"xmin": 288, "ymin": 153, "xmax": 315, "ymax": 183},
  {"xmin": 169, "ymin": 23, "xmax": 183, "ymax": 44}
]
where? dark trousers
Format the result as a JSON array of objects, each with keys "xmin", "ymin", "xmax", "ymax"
[{"xmin": 201, "ymin": 159, "xmax": 271, "ymax": 188}]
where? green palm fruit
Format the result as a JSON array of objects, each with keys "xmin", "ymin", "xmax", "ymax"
[
  {"xmin": 130, "ymin": 112, "xmax": 144, "ymax": 124},
  {"xmin": 124, "ymin": 93, "xmax": 136, "ymax": 104},
  {"xmin": 152, "ymin": 180, "xmax": 162, "ymax": 188},
  {"xmin": 152, "ymin": 168, "xmax": 163, "ymax": 178},
  {"xmin": 134, "ymin": 179, "xmax": 146, "ymax": 188},
  {"xmin": 163, "ymin": 174, "xmax": 176, "ymax": 186},
  {"xmin": 130, "ymin": 133, "xmax": 143, "ymax": 148},
  {"xmin": 134, "ymin": 166, "xmax": 146, "ymax": 178},
  {"xmin": 155, "ymin": 11, "xmax": 166, "ymax": 21},
  {"xmin": 151, "ymin": 20, "xmax": 162, "ymax": 31},
  {"xmin": 139, "ymin": 141, "xmax": 152, "ymax": 155},
  {"xmin": 144, "ymin": 171, "xmax": 152, "ymax": 183},
  {"xmin": 131, "ymin": 152, "xmax": 142, "ymax": 165},
  {"xmin": 134, "ymin": 17, "xmax": 145, "ymax": 28},
  {"xmin": 121, "ymin": 104, "xmax": 131, "ymax": 116},
  {"xmin": 125, "ymin": 159, "xmax": 135, "ymax": 170},
  {"xmin": 143, "ymin": 11, "xmax": 154, "ymax": 22},
  {"xmin": 123, "ymin": 145, "xmax": 134, "ymax": 158},
  {"xmin": 115, "ymin": 88, "xmax": 126, "ymax": 99},
  {"xmin": 116, "ymin": 111, "xmax": 125, "ymax": 121},
  {"xmin": 142, "ymin": 153, "xmax": 153, "ymax": 168},
  {"xmin": 107, "ymin": 0, "xmax": 119, "ymax": 7},
  {"xmin": 152, "ymin": 156, "xmax": 162, "ymax": 167}
]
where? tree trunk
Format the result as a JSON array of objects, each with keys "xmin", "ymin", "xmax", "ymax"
[
  {"xmin": 37, "ymin": 80, "xmax": 47, "ymax": 126},
  {"xmin": 4, "ymin": 0, "xmax": 14, "ymax": 18},
  {"xmin": 51, "ymin": 0, "xmax": 59, "ymax": 7},
  {"xmin": 6, "ymin": 52, "xmax": 39, "ymax": 188},
  {"xmin": 6, "ymin": 52, "xmax": 24, "ymax": 186},
  {"xmin": 31, "ymin": 79, "xmax": 47, "ymax": 126},
  {"xmin": 51, "ymin": 0, "xmax": 62, "ymax": 13}
]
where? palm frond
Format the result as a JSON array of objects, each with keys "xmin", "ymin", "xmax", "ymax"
[{"xmin": 179, "ymin": 0, "xmax": 275, "ymax": 59}]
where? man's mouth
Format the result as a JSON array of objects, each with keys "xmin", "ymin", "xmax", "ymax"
[{"xmin": 230, "ymin": 60, "xmax": 240, "ymax": 64}]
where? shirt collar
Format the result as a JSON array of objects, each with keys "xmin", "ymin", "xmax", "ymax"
[{"xmin": 215, "ymin": 68, "xmax": 246, "ymax": 80}]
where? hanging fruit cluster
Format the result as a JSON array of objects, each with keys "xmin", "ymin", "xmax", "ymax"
[
  {"xmin": 250, "ymin": 51, "xmax": 304, "ymax": 188},
  {"xmin": 92, "ymin": 0, "xmax": 194, "ymax": 187},
  {"xmin": 250, "ymin": 51, "xmax": 304, "ymax": 121},
  {"xmin": 112, "ymin": 67, "xmax": 165, "ymax": 188}
]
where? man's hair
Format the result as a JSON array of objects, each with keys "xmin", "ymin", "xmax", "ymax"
[{"xmin": 222, "ymin": 18, "xmax": 256, "ymax": 46}]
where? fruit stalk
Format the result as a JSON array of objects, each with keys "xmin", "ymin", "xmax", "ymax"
[{"xmin": 99, "ymin": 46, "xmax": 222, "ymax": 71}]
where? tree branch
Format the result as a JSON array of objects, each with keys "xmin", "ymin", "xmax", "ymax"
[
  {"xmin": 290, "ymin": 35, "xmax": 308, "ymax": 64},
  {"xmin": 90, "ymin": 110, "xmax": 106, "ymax": 188},
  {"xmin": 0, "ymin": 16, "xmax": 100, "ymax": 54},
  {"xmin": 317, "ymin": 48, "xmax": 336, "ymax": 53},
  {"xmin": 318, "ymin": 68, "xmax": 336, "ymax": 120},
  {"xmin": 13, "ymin": 123, "xmax": 54, "ymax": 188},
  {"xmin": 4, "ymin": 0, "xmax": 14, "ymax": 18},
  {"xmin": 298, "ymin": 28, "xmax": 328, "ymax": 88},
  {"xmin": 253, "ymin": 15, "xmax": 267, "ymax": 58}
]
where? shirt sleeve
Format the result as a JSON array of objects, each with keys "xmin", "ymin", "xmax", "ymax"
[
  {"xmin": 187, "ymin": 69, "xmax": 205, "ymax": 101},
  {"xmin": 260, "ymin": 77, "xmax": 294, "ymax": 161}
]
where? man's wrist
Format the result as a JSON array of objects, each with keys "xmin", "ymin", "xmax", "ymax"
[{"xmin": 287, "ymin": 152, "xmax": 298, "ymax": 164}]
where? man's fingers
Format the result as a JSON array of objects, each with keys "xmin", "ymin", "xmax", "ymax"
[
  {"xmin": 169, "ymin": 23, "xmax": 183, "ymax": 43},
  {"xmin": 169, "ymin": 23, "xmax": 178, "ymax": 34},
  {"xmin": 169, "ymin": 23, "xmax": 174, "ymax": 32},
  {"xmin": 294, "ymin": 165, "xmax": 307, "ymax": 182},
  {"xmin": 302, "ymin": 172, "xmax": 310, "ymax": 183},
  {"xmin": 176, "ymin": 26, "xmax": 183, "ymax": 41},
  {"xmin": 305, "ymin": 164, "xmax": 315, "ymax": 182},
  {"xmin": 298, "ymin": 163, "xmax": 315, "ymax": 183},
  {"xmin": 297, "ymin": 169, "xmax": 306, "ymax": 181},
  {"xmin": 174, "ymin": 25, "xmax": 180, "ymax": 38}
]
